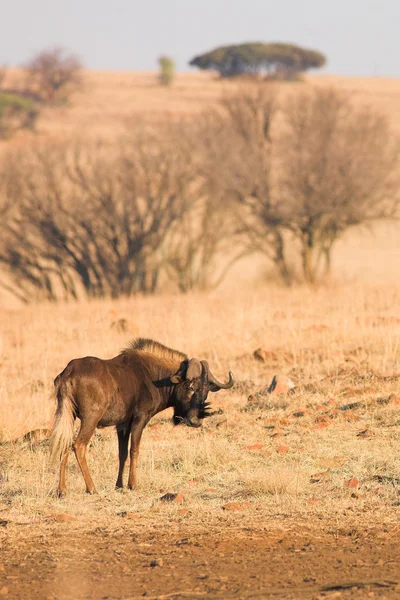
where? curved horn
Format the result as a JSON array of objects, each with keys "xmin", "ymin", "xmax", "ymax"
[{"xmin": 201, "ymin": 360, "xmax": 235, "ymax": 390}]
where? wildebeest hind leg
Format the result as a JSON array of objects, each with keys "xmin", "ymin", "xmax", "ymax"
[
  {"xmin": 73, "ymin": 421, "xmax": 98, "ymax": 494},
  {"xmin": 115, "ymin": 425, "xmax": 130, "ymax": 488},
  {"xmin": 57, "ymin": 451, "xmax": 69, "ymax": 497}
]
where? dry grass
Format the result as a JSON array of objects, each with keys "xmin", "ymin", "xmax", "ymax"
[
  {"xmin": 1, "ymin": 284, "xmax": 400, "ymax": 529},
  {"xmin": 3, "ymin": 69, "xmax": 400, "ymax": 146},
  {"xmin": 1, "ymin": 69, "xmax": 400, "ymax": 532}
]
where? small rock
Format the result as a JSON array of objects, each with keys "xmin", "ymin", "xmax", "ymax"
[
  {"xmin": 339, "ymin": 401, "xmax": 361, "ymax": 412},
  {"xmin": 277, "ymin": 445, "xmax": 289, "ymax": 454},
  {"xmin": 292, "ymin": 410, "xmax": 307, "ymax": 418},
  {"xmin": 268, "ymin": 375, "xmax": 295, "ymax": 395},
  {"xmin": 244, "ymin": 444, "xmax": 263, "ymax": 451},
  {"xmin": 0, "ymin": 565, "xmax": 4, "ymax": 572},
  {"xmin": 310, "ymin": 422, "xmax": 330, "ymax": 431},
  {"xmin": 150, "ymin": 558, "xmax": 164, "ymax": 567},
  {"xmin": 160, "ymin": 492, "xmax": 184, "ymax": 504},
  {"xmin": 178, "ymin": 509, "xmax": 189, "ymax": 516},
  {"xmin": 344, "ymin": 477, "xmax": 360, "ymax": 489},
  {"xmin": 253, "ymin": 347, "xmax": 277, "ymax": 362},
  {"xmin": 343, "ymin": 412, "xmax": 361, "ymax": 421},
  {"xmin": 204, "ymin": 488, "xmax": 217, "ymax": 493},
  {"xmin": 0, "ymin": 588, "xmax": 8, "ymax": 596},
  {"xmin": 315, "ymin": 416, "xmax": 331, "ymax": 424},
  {"xmin": 356, "ymin": 429, "xmax": 375, "ymax": 438}
]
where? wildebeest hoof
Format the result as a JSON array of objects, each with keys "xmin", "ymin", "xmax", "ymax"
[
  {"xmin": 55, "ymin": 489, "xmax": 66, "ymax": 499},
  {"xmin": 86, "ymin": 488, "xmax": 97, "ymax": 495}
]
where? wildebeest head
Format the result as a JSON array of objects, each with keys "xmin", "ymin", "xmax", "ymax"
[{"xmin": 170, "ymin": 359, "xmax": 235, "ymax": 427}]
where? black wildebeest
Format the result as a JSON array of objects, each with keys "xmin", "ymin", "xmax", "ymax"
[{"xmin": 50, "ymin": 338, "xmax": 234, "ymax": 496}]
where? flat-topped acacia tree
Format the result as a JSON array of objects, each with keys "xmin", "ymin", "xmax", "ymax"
[{"xmin": 189, "ymin": 42, "xmax": 326, "ymax": 79}]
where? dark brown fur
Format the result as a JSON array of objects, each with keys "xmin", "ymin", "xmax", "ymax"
[{"xmin": 50, "ymin": 338, "xmax": 234, "ymax": 496}]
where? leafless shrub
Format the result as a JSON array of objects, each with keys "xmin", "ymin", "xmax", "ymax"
[
  {"xmin": 279, "ymin": 88, "xmax": 400, "ymax": 283},
  {"xmin": 24, "ymin": 47, "xmax": 82, "ymax": 103},
  {"xmin": 0, "ymin": 123, "xmax": 198, "ymax": 301},
  {"xmin": 214, "ymin": 85, "xmax": 400, "ymax": 285},
  {"xmin": 204, "ymin": 85, "xmax": 295, "ymax": 284}
]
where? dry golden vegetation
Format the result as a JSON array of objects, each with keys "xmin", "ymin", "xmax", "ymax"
[
  {"xmin": 2, "ymin": 69, "xmax": 400, "ymax": 143},
  {"xmin": 1, "ymin": 284, "xmax": 400, "ymax": 525},
  {"xmin": 0, "ymin": 70, "xmax": 399, "ymax": 523},
  {"xmin": 1, "ymin": 71, "xmax": 400, "ymax": 598}
]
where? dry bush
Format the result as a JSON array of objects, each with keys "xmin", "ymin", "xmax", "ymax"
[
  {"xmin": 1, "ymin": 83, "xmax": 399, "ymax": 300},
  {"xmin": 0, "ymin": 124, "xmax": 198, "ymax": 300},
  {"xmin": 280, "ymin": 87, "xmax": 400, "ymax": 283},
  {"xmin": 24, "ymin": 47, "xmax": 82, "ymax": 103},
  {"xmin": 213, "ymin": 85, "xmax": 400, "ymax": 285},
  {"xmin": 0, "ymin": 119, "xmax": 239, "ymax": 301},
  {"xmin": 0, "ymin": 113, "xmax": 246, "ymax": 301}
]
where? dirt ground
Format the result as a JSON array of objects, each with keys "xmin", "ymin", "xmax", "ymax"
[{"xmin": 1, "ymin": 515, "xmax": 399, "ymax": 600}]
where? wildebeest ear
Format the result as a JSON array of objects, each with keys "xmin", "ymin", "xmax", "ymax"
[
  {"xmin": 170, "ymin": 372, "xmax": 183, "ymax": 384},
  {"xmin": 170, "ymin": 360, "xmax": 188, "ymax": 384},
  {"xmin": 186, "ymin": 358, "xmax": 202, "ymax": 380}
]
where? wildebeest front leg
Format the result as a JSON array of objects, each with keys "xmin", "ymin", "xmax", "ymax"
[
  {"xmin": 127, "ymin": 417, "xmax": 147, "ymax": 490},
  {"xmin": 73, "ymin": 421, "xmax": 98, "ymax": 494},
  {"xmin": 115, "ymin": 425, "xmax": 130, "ymax": 488}
]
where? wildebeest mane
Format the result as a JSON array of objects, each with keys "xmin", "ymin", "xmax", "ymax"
[{"xmin": 125, "ymin": 338, "xmax": 187, "ymax": 364}]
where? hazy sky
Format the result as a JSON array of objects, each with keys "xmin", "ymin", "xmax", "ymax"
[{"xmin": 2, "ymin": 0, "xmax": 400, "ymax": 77}]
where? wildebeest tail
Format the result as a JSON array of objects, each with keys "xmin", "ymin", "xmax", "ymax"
[{"xmin": 49, "ymin": 376, "xmax": 75, "ymax": 464}]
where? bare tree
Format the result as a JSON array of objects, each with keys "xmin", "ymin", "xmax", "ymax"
[
  {"xmin": 207, "ymin": 84, "xmax": 295, "ymax": 284},
  {"xmin": 24, "ymin": 47, "xmax": 82, "ymax": 103},
  {"xmin": 215, "ymin": 85, "xmax": 400, "ymax": 285},
  {"xmin": 0, "ymin": 123, "xmax": 198, "ymax": 301},
  {"xmin": 279, "ymin": 88, "xmax": 400, "ymax": 283}
]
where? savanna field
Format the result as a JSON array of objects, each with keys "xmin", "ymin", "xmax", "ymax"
[{"xmin": 0, "ymin": 72, "xmax": 400, "ymax": 599}]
